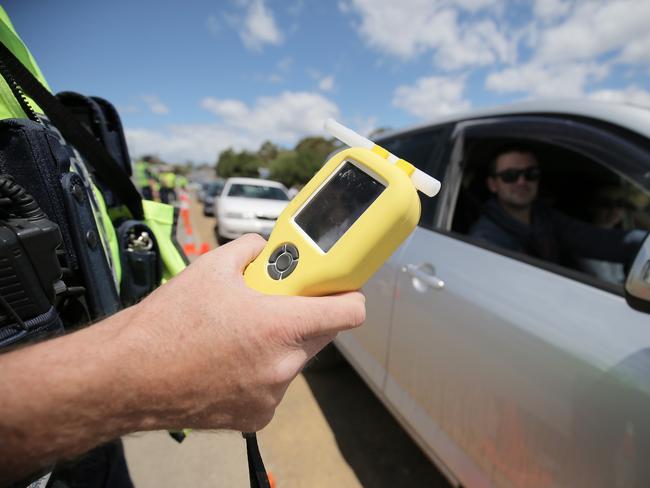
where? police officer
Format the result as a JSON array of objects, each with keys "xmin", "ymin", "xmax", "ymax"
[{"xmin": 133, "ymin": 157, "xmax": 156, "ymax": 200}]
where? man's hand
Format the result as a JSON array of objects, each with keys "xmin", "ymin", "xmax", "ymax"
[
  {"xmin": 126, "ymin": 233, "xmax": 366, "ymax": 432},
  {"xmin": 0, "ymin": 234, "xmax": 365, "ymax": 483}
]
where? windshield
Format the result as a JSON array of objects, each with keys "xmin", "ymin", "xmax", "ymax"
[
  {"xmin": 227, "ymin": 183, "xmax": 289, "ymax": 201},
  {"xmin": 207, "ymin": 181, "xmax": 224, "ymax": 197}
]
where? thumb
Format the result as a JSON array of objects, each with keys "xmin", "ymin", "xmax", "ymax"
[
  {"xmin": 220, "ymin": 233, "xmax": 267, "ymax": 273},
  {"xmin": 275, "ymin": 291, "xmax": 366, "ymax": 341}
]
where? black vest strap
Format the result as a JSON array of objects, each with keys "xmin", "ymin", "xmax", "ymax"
[{"xmin": 0, "ymin": 41, "xmax": 144, "ymax": 220}]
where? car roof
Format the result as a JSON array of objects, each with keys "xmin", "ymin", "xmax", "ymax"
[
  {"xmin": 375, "ymin": 99, "xmax": 650, "ymax": 141},
  {"xmin": 225, "ymin": 177, "xmax": 286, "ymax": 189}
]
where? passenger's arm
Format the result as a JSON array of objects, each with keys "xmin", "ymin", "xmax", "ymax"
[
  {"xmin": 552, "ymin": 210, "xmax": 647, "ymax": 263},
  {"xmin": 0, "ymin": 234, "xmax": 365, "ymax": 485}
]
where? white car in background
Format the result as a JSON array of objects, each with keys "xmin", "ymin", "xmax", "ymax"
[{"xmin": 216, "ymin": 177, "xmax": 290, "ymax": 244}]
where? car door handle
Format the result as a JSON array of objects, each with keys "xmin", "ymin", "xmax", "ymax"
[{"xmin": 402, "ymin": 263, "xmax": 445, "ymax": 290}]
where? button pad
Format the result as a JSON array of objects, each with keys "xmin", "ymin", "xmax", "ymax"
[{"xmin": 267, "ymin": 243, "xmax": 299, "ymax": 280}]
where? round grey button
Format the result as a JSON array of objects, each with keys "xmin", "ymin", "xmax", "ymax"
[{"xmin": 275, "ymin": 253, "xmax": 292, "ymax": 272}]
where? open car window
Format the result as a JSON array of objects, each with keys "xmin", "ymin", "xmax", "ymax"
[{"xmin": 441, "ymin": 116, "xmax": 650, "ymax": 292}]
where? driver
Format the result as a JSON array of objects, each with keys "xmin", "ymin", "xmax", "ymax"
[{"xmin": 469, "ymin": 145, "xmax": 647, "ymax": 267}]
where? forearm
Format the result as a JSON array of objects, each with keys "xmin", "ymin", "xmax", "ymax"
[
  {"xmin": 0, "ymin": 236, "xmax": 366, "ymax": 486},
  {"xmin": 0, "ymin": 306, "xmax": 152, "ymax": 484}
]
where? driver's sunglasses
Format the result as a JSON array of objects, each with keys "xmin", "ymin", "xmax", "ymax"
[{"xmin": 491, "ymin": 167, "xmax": 541, "ymax": 183}]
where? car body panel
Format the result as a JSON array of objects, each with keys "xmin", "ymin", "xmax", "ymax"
[{"xmin": 380, "ymin": 228, "xmax": 650, "ymax": 487}]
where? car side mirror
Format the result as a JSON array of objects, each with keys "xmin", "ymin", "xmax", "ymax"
[{"xmin": 625, "ymin": 234, "xmax": 650, "ymax": 313}]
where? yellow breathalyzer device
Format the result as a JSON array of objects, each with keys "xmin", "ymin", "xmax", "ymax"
[{"xmin": 244, "ymin": 119, "xmax": 441, "ymax": 296}]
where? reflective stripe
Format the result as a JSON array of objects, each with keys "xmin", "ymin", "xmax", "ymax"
[
  {"xmin": 143, "ymin": 200, "xmax": 187, "ymax": 281},
  {"xmin": 0, "ymin": 6, "xmax": 49, "ymax": 118}
]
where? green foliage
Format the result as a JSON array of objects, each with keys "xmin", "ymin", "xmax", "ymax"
[
  {"xmin": 214, "ymin": 137, "xmax": 338, "ymax": 187},
  {"xmin": 270, "ymin": 137, "xmax": 338, "ymax": 187},
  {"xmin": 257, "ymin": 141, "xmax": 279, "ymax": 165},
  {"xmin": 216, "ymin": 148, "xmax": 260, "ymax": 178}
]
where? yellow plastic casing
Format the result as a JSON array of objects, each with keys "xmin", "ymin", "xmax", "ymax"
[{"xmin": 243, "ymin": 147, "xmax": 421, "ymax": 296}]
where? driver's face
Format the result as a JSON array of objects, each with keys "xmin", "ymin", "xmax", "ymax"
[{"xmin": 487, "ymin": 151, "xmax": 539, "ymax": 209}]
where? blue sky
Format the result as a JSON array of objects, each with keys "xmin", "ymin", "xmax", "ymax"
[{"xmin": 5, "ymin": 0, "xmax": 650, "ymax": 163}]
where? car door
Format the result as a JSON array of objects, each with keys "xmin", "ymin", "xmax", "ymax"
[
  {"xmin": 335, "ymin": 125, "xmax": 450, "ymax": 392},
  {"xmin": 385, "ymin": 116, "xmax": 650, "ymax": 488}
]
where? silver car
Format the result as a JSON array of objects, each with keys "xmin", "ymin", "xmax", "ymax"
[{"xmin": 333, "ymin": 100, "xmax": 650, "ymax": 488}]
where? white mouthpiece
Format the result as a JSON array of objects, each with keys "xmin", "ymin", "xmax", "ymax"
[
  {"xmin": 325, "ymin": 118, "xmax": 441, "ymax": 198},
  {"xmin": 325, "ymin": 118, "xmax": 373, "ymax": 149},
  {"xmin": 412, "ymin": 168, "xmax": 441, "ymax": 197}
]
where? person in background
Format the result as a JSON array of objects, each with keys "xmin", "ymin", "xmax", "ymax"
[
  {"xmin": 159, "ymin": 170, "xmax": 177, "ymax": 204},
  {"xmin": 133, "ymin": 157, "xmax": 157, "ymax": 200}
]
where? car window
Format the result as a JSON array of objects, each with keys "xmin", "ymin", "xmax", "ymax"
[
  {"xmin": 227, "ymin": 183, "xmax": 289, "ymax": 201},
  {"xmin": 443, "ymin": 122, "xmax": 650, "ymax": 293},
  {"xmin": 208, "ymin": 182, "xmax": 224, "ymax": 196},
  {"xmin": 377, "ymin": 126, "xmax": 449, "ymax": 228}
]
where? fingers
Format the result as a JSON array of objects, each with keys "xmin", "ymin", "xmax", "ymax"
[
  {"xmin": 219, "ymin": 234, "xmax": 267, "ymax": 273},
  {"xmin": 275, "ymin": 291, "xmax": 366, "ymax": 340}
]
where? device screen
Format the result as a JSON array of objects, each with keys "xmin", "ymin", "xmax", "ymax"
[{"xmin": 294, "ymin": 161, "xmax": 385, "ymax": 252}]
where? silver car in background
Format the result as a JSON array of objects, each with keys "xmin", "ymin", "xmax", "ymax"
[{"xmin": 334, "ymin": 100, "xmax": 650, "ymax": 488}]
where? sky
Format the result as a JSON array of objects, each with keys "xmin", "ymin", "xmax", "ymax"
[{"xmin": 5, "ymin": 0, "xmax": 650, "ymax": 164}]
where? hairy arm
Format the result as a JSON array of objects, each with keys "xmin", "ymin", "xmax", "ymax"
[{"xmin": 0, "ymin": 234, "xmax": 365, "ymax": 485}]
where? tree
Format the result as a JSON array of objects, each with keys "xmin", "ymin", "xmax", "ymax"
[
  {"xmin": 269, "ymin": 137, "xmax": 338, "ymax": 187},
  {"xmin": 216, "ymin": 148, "xmax": 260, "ymax": 178},
  {"xmin": 257, "ymin": 141, "xmax": 279, "ymax": 166}
]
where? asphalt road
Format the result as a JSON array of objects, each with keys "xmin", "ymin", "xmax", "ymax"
[{"xmin": 123, "ymin": 194, "xmax": 451, "ymax": 488}]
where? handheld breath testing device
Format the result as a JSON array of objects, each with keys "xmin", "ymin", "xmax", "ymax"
[{"xmin": 244, "ymin": 119, "xmax": 441, "ymax": 296}]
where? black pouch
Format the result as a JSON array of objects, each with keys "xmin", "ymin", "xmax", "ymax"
[
  {"xmin": 57, "ymin": 92, "xmax": 132, "ymax": 176},
  {"xmin": 116, "ymin": 220, "xmax": 162, "ymax": 306}
]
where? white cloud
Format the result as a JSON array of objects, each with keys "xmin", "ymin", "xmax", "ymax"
[
  {"xmin": 142, "ymin": 95, "xmax": 169, "ymax": 115},
  {"xmin": 536, "ymin": 0, "xmax": 650, "ymax": 65},
  {"xmin": 201, "ymin": 91, "xmax": 339, "ymax": 141},
  {"xmin": 340, "ymin": 0, "xmax": 515, "ymax": 70},
  {"xmin": 318, "ymin": 75, "xmax": 335, "ymax": 92},
  {"xmin": 589, "ymin": 86, "xmax": 650, "ymax": 109},
  {"xmin": 533, "ymin": 0, "xmax": 571, "ymax": 22},
  {"xmin": 434, "ymin": 19, "xmax": 517, "ymax": 70},
  {"xmin": 126, "ymin": 125, "xmax": 257, "ymax": 165},
  {"xmin": 393, "ymin": 75, "xmax": 471, "ymax": 118},
  {"xmin": 485, "ymin": 62, "xmax": 609, "ymax": 98},
  {"xmin": 240, "ymin": 0, "xmax": 283, "ymax": 51},
  {"xmin": 126, "ymin": 91, "xmax": 340, "ymax": 163}
]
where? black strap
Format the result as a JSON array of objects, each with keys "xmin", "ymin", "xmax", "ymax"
[
  {"xmin": 0, "ymin": 42, "xmax": 144, "ymax": 220},
  {"xmin": 243, "ymin": 433, "xmax": 271, "ymax": 488}
]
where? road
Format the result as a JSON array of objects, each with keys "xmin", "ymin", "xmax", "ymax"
[{"xmin": 123, "ymin": 194, "xmax": 451, "ymax": 488}]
